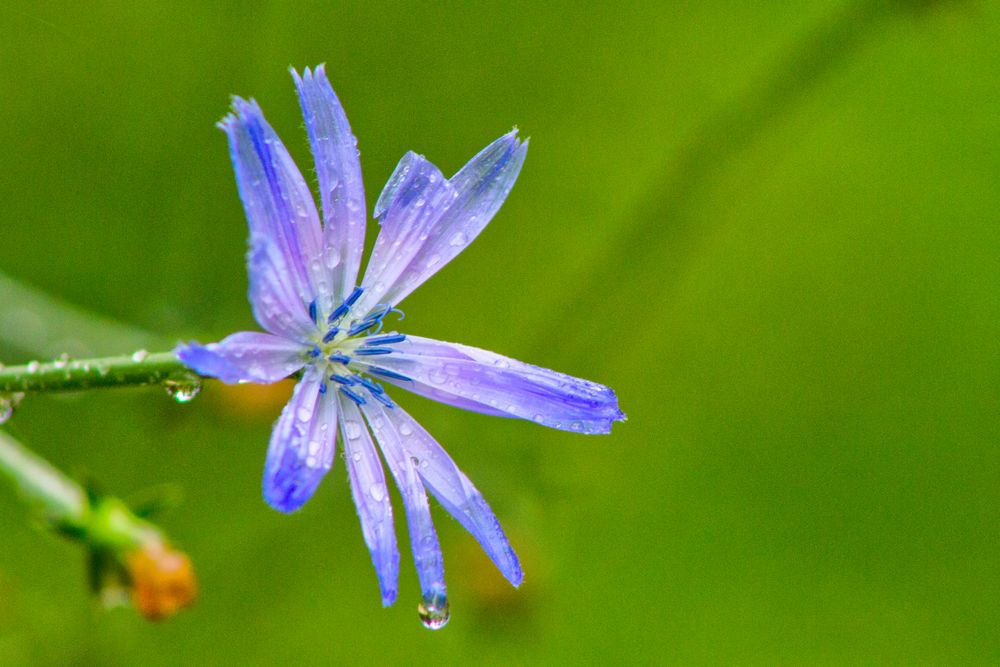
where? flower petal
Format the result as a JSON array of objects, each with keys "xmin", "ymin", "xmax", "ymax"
[
  {"xmin": 353, "ymin": 152, "xmax": 456, "ymax": 316},
  {"xmin": 357, "ymin": 335, "xmax": 625, "ymax": 434},
  {"xmin": 246, "ymin": 235, "xmax": 315, "ymax": 339},
  {"xmin": 176, "ymin": 331, "xmax": 306, "ymax": 384},
  {"xmin": 220, "ymin": 97, "xmax": 324, "ymax": 310},
  {"xmin": 262, "ymin": 369, "xmax": 338, "ymax": 513},
  {"xmin": 339, "ymin": 396, "xmax": 399, "ymax": 605},
  {"xmin": 362, "ymin": 400, "xmax": 446, "ymax": 605},
  {"xmin": 356, "ymin": 131, "xmax": 527, "ymax": 313},
  {"xmin": 377, "ymin": 401, "xmax": 522, "ymax": 586},
  {"xmin": 292, "ymin": 65, "xmax": 367, "ymax": 307}
]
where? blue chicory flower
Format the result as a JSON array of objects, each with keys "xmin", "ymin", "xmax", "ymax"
[{"xmin": 177, "ymin": 65, "xmax": 625, "ymax": 627}]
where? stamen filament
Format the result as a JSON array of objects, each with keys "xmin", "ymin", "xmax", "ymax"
[
  {"xmin": 347, "ymin": 319, "xmax": 378, "ymax": 336},
  {"xmin": 359, "ymin": 377, "xmax": 384, "ymax": 394},
  {"xmin": 369, "ymin": 391, "xmax": 395, "ymax": 408},
  {"xmin": 339, "ymin": 386, "xmax": 366, "ymax": 405},
  {"xmin": 365, "ymin": 334, "xmax": 405, "ymax": 346},
  {"xmin": 367, "ymin": 367, "xmax": 413, "ymax": 382}
]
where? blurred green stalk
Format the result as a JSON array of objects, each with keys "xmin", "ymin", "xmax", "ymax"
[
  {"xmin": 0, "ymin": 429, "xmax": 198, "ymax": 620},
  {"xmin": 0, "ymin": 429, "xmax": 85, "ymax": 523},
  {"xmin": 0, "ymin": 270, "xmax": 161, "ymax": 358},
  {"xmin": 0, "ymin": 428, "xmax": 153, "ymax": 547}
]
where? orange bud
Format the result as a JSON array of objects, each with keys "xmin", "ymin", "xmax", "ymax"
[{"xmin": 125, "ymin": 542, "xmax": 197, "ymax": 621}]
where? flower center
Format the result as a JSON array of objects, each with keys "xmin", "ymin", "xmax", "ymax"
[{"xmin": 304, "ymin": 286, "xmax": 410, "ymax": 407}]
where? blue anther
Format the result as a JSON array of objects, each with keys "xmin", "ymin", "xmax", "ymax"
[
  {"xmin": 330, "ymin": 374, "xmax": 356, "ymax": 385},
  {"xmin": 322, "ymin": 327, "xmax": 340, "ymax": 343},
  {"xmin": 328, "ymin": 303, "xmax": 349, "ymax": 323},
  {"xmin": 309, "ymin": 346, "xmax": 322, "ymax": 358},
  {"xmin": 368, "ymin": 367, "xmax": 413, "ymax": 382},
  {"xmin": 308, "ymin": 300, "xmax": 318, "ymax": 324},
  {"xmin": 339, "ymin": 386, "xmax": 367, "ymax": 406},
  {"xmin": 328, "ymin": 353, "xmax": 351, "ymax": 364},
  {"xmin": 354, "ymin": 347, "xmax": 393, "ymax": 356},
  {"xmin": 344, "ymin": 286, "xmax": 364, "ymax": 307},
  {"xmin": 369, "ymin": 391, "xmax": 395, "ymax": 409},
  {"xmin": 348, "ymin": 319, "xmax": 378, "ymax": 336},
  {"xmin": 318, "ymin": 381, "xmax": 328, "ymax": 395},
  {"xmin": 365, "ymin": 334, "xmax": 405, "ymax": 346},
  {"xmin": 359, "ymin": 377, "xmax": 384, "ymax": 394},
  {"xmin": 369, "ymin": 304, "xmax": 392, "ymax": 321}
]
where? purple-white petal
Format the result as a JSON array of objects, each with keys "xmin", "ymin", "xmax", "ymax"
[
  {"xmin": 292, "ymin": 65, "xmax": 367, "ymax": 307},
  {"xmin": 353, "ymin": 152, "xmax": 455, "ymax": 316},
  {"xmin": 356, "ymin": 131, "xmax": 527, "ymax": 312},
  {"xmin": 339, "ymin": 396, "xmax": 399, "ymax": 605},
  {"xmin": 357, "ymin": 335, "xmax": 625, "ymax": 434},
  {"xmin": 245, "ymin": 235, "xmax": 315, "ymax": 339},
  {"xmin": 262, "ymin": 369, "xmax": 338, "ymax": 513},
  {"xmin": 176, "ymin": 331, "xmax": 307, "ymax": 385},
  {"xmin": 220, "ymin": 97, "xmax": 324, "ymax": 309},
  {"xmin": 362, "ymin": 400, "xmax": 446, "ymax": 604},
  {"xmin": 379, "ymin": 402, "xmax": 522, "ymax": 586}
]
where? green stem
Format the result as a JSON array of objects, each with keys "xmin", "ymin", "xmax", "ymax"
[
  {"xmin": 0, "ymin": 351, "xmax": 199, "ymax": 394},
  {"xmin": 0, "ymin": 429, "xmax": 85, "ymax": 522},
  {"xmin": 0, "ymin": 429, "xmax": 160, "ymax": 550}
]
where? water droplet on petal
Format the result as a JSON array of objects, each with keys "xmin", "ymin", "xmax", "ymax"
[
  {"xmin": 369, "ymin": 483, "xmax": 386, "ymax": 502},
  {"xmin": 164, "ymin": 378, "xmax": 202, "ymax": 403},
  {"xmin": 449, "ymin": 232, "xmax": 467, "ymax": 247},
  {"xmin": 428, "ymin": 368, "xmax": 447, "ymax": 384},
  {"xmin": 418, "ymin": 591, "xmax": 450, "ymax": 630},
  {"xmin": 344, "ymin": 420, "xmax": 363, "ymax": 439},
  {"xmin": 324, "ymin": 246, "xmax": 341, "ymax": 271},
  {"xmin": 398, "ymin": 422, "xmax": 413, "ymax": 436}
]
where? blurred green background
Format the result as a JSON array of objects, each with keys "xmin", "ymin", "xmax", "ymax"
[{"xmin": 1, "ymin": 1, "xmax": 998, "ymax": 664}]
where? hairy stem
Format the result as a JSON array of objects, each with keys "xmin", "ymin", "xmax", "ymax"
[{"xmin": 0, "ymin": 351, "xmax": 198, "ymax": 394}]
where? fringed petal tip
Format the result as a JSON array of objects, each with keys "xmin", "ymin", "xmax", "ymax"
[
  {"xmin": 216, "ymin": 96, "xmax": 262, "ymax": 132},
  {"xmin": 290, "ymin": 63, "xmax": 330, "ymax": 87}
]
